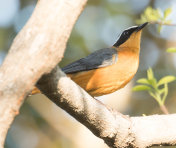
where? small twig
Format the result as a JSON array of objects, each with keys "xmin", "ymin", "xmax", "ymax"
[
  {"xmin": 150, "ymin": 21, "xmax": 176, "ymax": 26},
  {"xmin": 160, "ymin": 105, "xmax": 169, "ymax": 114}
]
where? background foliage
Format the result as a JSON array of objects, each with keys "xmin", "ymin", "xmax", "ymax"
[{"xmin": 1, "ymin": 0, "xmax": 176, "ymax": 147}]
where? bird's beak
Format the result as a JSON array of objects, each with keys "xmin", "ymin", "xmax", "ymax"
[{"xmin": 136, "ymin": 22, "xmax": 148, "ymax": 32}]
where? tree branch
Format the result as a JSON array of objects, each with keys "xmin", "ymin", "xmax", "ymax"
[
  {"xmin": 37, "ymin": 67, "xmax": 176, "ymax": 148},
  {"xmin": 0, "ymin": 0, "xmax": 87, "ymax": 146}
]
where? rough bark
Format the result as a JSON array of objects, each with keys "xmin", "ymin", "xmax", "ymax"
[
  {"xmin": 0, "ymin": 0, "xmax": 87, "ymax": 146},
  {"xmin": 37, "ymin": 67, "xmax": 176, "ymax": 148}
]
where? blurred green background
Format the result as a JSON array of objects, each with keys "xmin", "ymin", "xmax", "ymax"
[{"xmin": 1, "ymin": 0, "xmax": 176, "ymax": 147}]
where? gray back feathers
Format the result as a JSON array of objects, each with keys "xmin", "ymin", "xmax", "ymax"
[{"xmin": 62, "ymin": 48, "xmax": 118, "ymax": 74}]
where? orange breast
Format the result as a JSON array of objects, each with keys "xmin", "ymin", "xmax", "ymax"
[{"xmin": 67, "ymin": 50, "xmax": 139, "ymax": 96}]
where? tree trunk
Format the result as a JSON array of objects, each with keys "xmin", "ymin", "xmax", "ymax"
[{"xmin": 0, "ymin": 0, "xmax": 87, "ymax": 146}]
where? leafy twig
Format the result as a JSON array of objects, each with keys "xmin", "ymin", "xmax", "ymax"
[
  {"xmin": 136, "ymin": 6, "xmax": 173, "ymax": 33},
  {"xmin": 133, "ymin": 68, "xmax": 176, "ymax": 114}
]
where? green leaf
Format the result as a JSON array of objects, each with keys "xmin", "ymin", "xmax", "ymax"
[
  {"xmin": 147, "ymin": 68, "xmax": 158, "ymax": 88},
  {"xmin": 137, "ymin": 78, "xmax": 150, "ymax": 85},
  {"xmin": 144, "ymin": 7, "xmax": 161, "ymax": 21},
  {"xmin": 166, "ymin": 47, "xmax": 176, "ymax": 53},
  {"xmin": 157, "ymin": 76, "xmax": 176, "ymax": 86},
  {"xmin": 132, "ymin": 85, "xmax": 151, "ymax": 91},
  {"xmin": 164, "ymin": 7, "xmax": 172, "ymax": 19},
  {"xmin": 155, "ymin": 8, "xmax": 162, "ymax": 19},
  {"xmin": 145, "ymin": 7, "xmax": 153, "ymax": 18},
  {"xmin": 148, "ymin": 78, "xmax": 157, "ymax": 88},
  {"xmin": 147, "ymin": 68, "xmax": 154, "ymax": 80},
  {"xmin": 157, "ymin": 24, "xmax": 163, "ymax": 33},
  {"xmin": 136, "ymin": 7, "xmax": 163, "ymax": 25},
  {"xmin": 164, "ymin": 19, "xmax": 172, "ymax": 24}
]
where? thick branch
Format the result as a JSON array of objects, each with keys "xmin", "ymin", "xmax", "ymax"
[
  {"xmin": 0, "ymin": 0, "xmax": 87, "ymax": 146},
  {"xmin": 37, "ymin": 67, "xmax": 176, "ymax": 148}
]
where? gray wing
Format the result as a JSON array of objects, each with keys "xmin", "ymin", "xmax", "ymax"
[{"xmin": 62, "ymin": 48, "xmax": 118, "ymax": 74}]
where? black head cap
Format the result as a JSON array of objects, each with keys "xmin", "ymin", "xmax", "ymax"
[{"xmin": 113, "ymin": 22, "xmax": 148, "ymax": 47}]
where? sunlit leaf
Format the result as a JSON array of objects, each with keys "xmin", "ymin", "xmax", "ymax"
[
  {"xmin": 155, "ymin": 8, "xmax": 162, "ymax": 19},
  {"xmin": 164, "ymin": 19, "xmax": 172, "ymax": 24},
  {"xmin": 144, "ymin": 7, "xmax": 161, "ymax": 21},
  {"xmin": 132, "ymin": 85, "xmax": 151, "ymax": 91},
  {"xmin": 141, "ymin": 14, "xmax": 148, "ymax": 22},
  {"xmin": 147, "ymin": 68, "xmax": 154, "ymax": 80},
  {"xmin": 137, "ymin": 78, "xmax": 150, "ymax": 84},
  {"xmin": 147, "ymin": 15, "xmax": 158, "ymax": 21},
  {"xmin": 164, "ymin": 7, "xmax": 172, "ymax": 19},
  {"xmin": 166, "ymin": 47, "xmax": 176, "ymax": 53},
  {"xmin": 157, "ymin": 25, "xmax": 162, "ymax": 33},
  {"xmin": 157, "ymin": 76, "xmax": 176, "ymax": 86},
  {"xmin": 148, "ymin": 78, "xmax": 157, "ymax": 88},
  {"xmin": 145, "ymin": 7, "xmax": 152, "ymax": 17},
  {"xmin": 136, "ymin": 7, "xmax": 163, "ymax": 25}
]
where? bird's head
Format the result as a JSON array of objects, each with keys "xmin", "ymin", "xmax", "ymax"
[{"xmin": 113, "ymin": 22, "xmax": 148, "ymax": 52}]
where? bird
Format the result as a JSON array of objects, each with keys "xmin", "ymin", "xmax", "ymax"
[{"xmin": 31, "ymin": 22, "xmax": 148, "ymax": 97}]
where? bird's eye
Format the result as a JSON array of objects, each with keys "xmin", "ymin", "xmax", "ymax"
[{"xmin": 123, "ymin": 31, "xmax": 128, "ymax": 35}]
